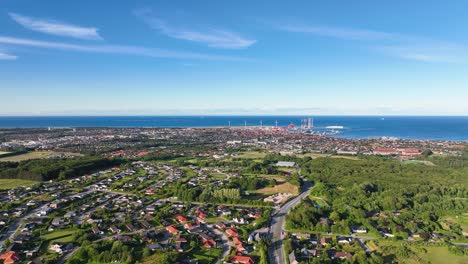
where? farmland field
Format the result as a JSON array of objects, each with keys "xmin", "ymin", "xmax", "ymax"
[
  {"xmin": 235, "ymin": 151, "xmax": 267, "ymax": 159},
  {"xmin": 0, "ymin": 151, "xmax": 81, "ymax": 162},
  {"xmin": 0, "ymin": 179, "xmax": 38, "ymax": 190},
  {"xmin": 298, "ymin": 152, "xmax": 361, "ymax": 160},
  {"xmin": 255, "ymin": 181, "xmax": 298, "ymax": 195}
]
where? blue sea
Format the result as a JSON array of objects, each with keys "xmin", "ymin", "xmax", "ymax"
[{"xmin": 0, "ymin": 116, "xmax": 467, "ymax": 141}]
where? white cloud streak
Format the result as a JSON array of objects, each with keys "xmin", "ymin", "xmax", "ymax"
[
  {"xmin": 280, "ymin": 24, "xmax": 468, "ymax": 63},
  {"xmin": 379, "ymin": 44, "xmax": 466, "ymax": 63},
  {"xmin": 134, "ymin": 9, "xmax": 256, "ymax": 49},
  {"xmin": 0, "ymin": 52, "xmax": 17, "ymax": 60},
  {"xmin": 9, "ymin": 12, "xmax": 102, "ymax": 40},
  {"xmin": 280, "ymin": 25, "xmax": 399, "ymax": 41},
  {"xmin": 0, "ymin": 35, "xmax": 247, "ymax": 61}
]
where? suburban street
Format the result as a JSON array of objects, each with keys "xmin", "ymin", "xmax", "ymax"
[
  {"xmin": 206, "ymin": 224, "xmax": 233, "ymax": 264},
  {"xmin": 0, "ymin": 190, "xmax": 94, "ymax": 250},
  {"xmin": 0, "ymin": 204, "xmax": 49, "ymax": 249},
  {"xmin": 269, "ymin": 179, "xmax": 313, "ymax": 264}
]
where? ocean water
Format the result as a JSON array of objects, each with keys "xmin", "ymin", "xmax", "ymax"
[{"xmin": 0, "ymin": 116, "xmax": 467, "ymax": 141}]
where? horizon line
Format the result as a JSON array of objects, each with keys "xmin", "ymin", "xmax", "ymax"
[{"xmin": 0, "ymin": 114, "xmax": 467, "ymax": 117}]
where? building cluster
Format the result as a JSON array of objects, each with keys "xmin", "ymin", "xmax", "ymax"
[{"xmin": 1, "ymin": 127, "xmax": 464, "ymax": 157}]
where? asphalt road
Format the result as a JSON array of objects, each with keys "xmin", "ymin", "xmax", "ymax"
[
  {"xmin": 0, "ymin": 190, "xmax": 94, "ymax": 250},
  {"xmin": 206, "ymin": 224, "xmax": 233, "ymax": 264},
  {"xmin": 269, "ymin": 180, "xmax": 313, "ymax": 264}
]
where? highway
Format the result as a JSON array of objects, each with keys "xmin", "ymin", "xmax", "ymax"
[{"xmin": 269, "ymin": 179, "xmax": 313, "ymax": 264}]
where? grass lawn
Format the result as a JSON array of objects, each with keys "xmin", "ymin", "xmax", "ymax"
[
  {"xmin": 204, "ymin": 217, "xmax": 227, "ymax": 224},
  {"xmin": 42, "ymin": 229, "xmax": 77, "ymax": 243},
  {"xmin": 0, "ymin": 151, "xmax": 81, "ymax": 162},
  {"xmin": 0, "ymin": 151, "xmax": 54, "ymax": 162},
  {"xmin": 378, "ymin": 240, "xmax": 468, "ymax": 264},
  {"xmin": 365, "ymin": 240, "xmax": 382, "ymax": 253},
  {"xmin": 0, "ymin": 179, "xmax": 38, "ymax": 190},
  {"xmin": 209, "ymin": 172, "xmax": 228, "ymax": 180},
  {"xmin": 406, "ymin": 246, "xmax": 468, "ymax": 264},
  {"xmin": 257, "ymin": 174, "xmax": 287, "ymax": 181},
  {"xmin": 443, "ymin": 213, "xmax": 468, "ymax": 233},
  {"xmin": 255, "ymin": 181, "xmax": 299, "ymax": 195},
  {"xmin": 236, "ymin": 151, "xmax": 267, "ymax": 159},
  {"xmin": 298, "ymin": 153, "xmax": 360, "ymax": 160},
  {"xmin": 309, "ymin": 196, "xmax": 329, "ymax": 207},
  {"xmin": 191, "ymin": 247, "xmax": 222, "ymax": 264},
  {"xmin": 402, "ymin": 160, "xmax": 435, "ymax": 166}
]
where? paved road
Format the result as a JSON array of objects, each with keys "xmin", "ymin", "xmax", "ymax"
[
  {"xmin": 0, "ymin": 203, "xmax": 48, "ymax": 249},
  {"xmin": 356, "ymin": 237, "xmax": 372, "ymax": 254},
  {"xmin": 0, "ymin": 190, "xmax": 94, "ymax": 250},
  {"xmin": 269, "ymin": 180, "xmax": 313, "ymax": 264},
  {"xmin": 206, "ymin": 224, "xmax": 233, "ymax": 264}
]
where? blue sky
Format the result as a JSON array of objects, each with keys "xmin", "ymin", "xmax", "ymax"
[{"xmin": 1, "ymin": 0, "xmax": 467, "ymax": 116}]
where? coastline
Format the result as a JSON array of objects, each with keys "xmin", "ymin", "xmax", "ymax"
[{"xmin": 0, "ymin": 116, "xmax": 467, "ymax": 142}]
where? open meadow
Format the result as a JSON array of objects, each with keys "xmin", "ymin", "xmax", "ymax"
[
  {"xmin": 255, "ymin": 175, "xmax": 299, "ymax": 195},
  {"xmin": 0, "ymin": 151, "xmax": 81, "ymax": 162},
  {"xmin": 0, "ymin": 179, "xmax": 38, "ymax": 190}
]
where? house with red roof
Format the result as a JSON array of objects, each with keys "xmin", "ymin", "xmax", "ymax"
[
  {"xmin": 196, "ymin": 211, "xmax": 207, "ymax": 219},
  {"xmin": 199, "ymin": 233, "xmax": 216, "ymax": 249},
  {"xmin": 333, "ymin": 252, "xmax": 353, "ymax": 260},
  {"xmin": 226, "ymin": 228, "xmax": 239, "ymax": 237},
  {"xmin": 248, "ymin": 212, "xmax": 261, "ymax": 219},
  {"xmin": 230, "ymin": 256, "xmax": 255, "ymax": 264},
  {"xmin": 232, "ymin": 236, "xmax": 242, "ymax": 245},
  {"xmin": 215, "ymin": 222, "xmax": 226, "ymax": 230},
  {"xmin": 372, "ymin": 148, "xmax": 399, "ymax": 155},
  {"xmin": 166, "ymin": 225, "xmax": 180, "ymax": 235},
  {"xmin": 0, "ymin": 251, "xmax": 20, "ymax": 264},
  {"xmin": 398, "ymin": 148, "xmax": 421, "ymax": 157},
  {"xmin": 176, "ymin": 215, "xmax": 188, "ymax": 223},
  {"xmin": 236, "ymin": 243, "xmax": 248, "ymax": 254},
  {"xmin": 183, "ymin": 222, "xmax": 194, "ymax": 230}
]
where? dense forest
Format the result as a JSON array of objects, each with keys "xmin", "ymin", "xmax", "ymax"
[
  {"xmin": 0, "ymin": 156, "xmax": 123, "ymax": 181},
  {"xmin": 288, "ymin": 151, "xmax": 468, "ymax": 240}
]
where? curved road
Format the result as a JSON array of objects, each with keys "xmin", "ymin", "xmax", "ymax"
[
  {"xmin": 206, "ymin": 224, "xmax": 233, "ymax": 264},
  {"xmin": 269, "ymin": 179, "xmax": 313, "ymax": 264}
]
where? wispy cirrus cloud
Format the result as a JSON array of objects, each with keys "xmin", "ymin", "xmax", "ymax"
[
  {"xmin": 280, "ymin": 24, "xmax": 468, "ymax": 63},
  {"xmin": 0, "ymin": 52, "xmax": 17, "ymax": 60},
  {"xmin": 0, "ymin": 35, "xmax": 247, "ymax": 61},
  {"xmin": 9, "ymin": 12, "xmax": 102, "ymax": 40},
  {"xmin": 134, "ymin": 8, "xmax": 256, "ymax": 49},
  {"xmin": 378, "ymin": 43, "xmax": 466, "ymax": 63},
  {"xmin": 279, "ymin": 25, "xmax": 400, "ymax": 41}
]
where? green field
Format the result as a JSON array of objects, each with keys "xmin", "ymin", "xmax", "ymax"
[
  {"xmin": 406, "ymin": 246, "xmax": 468, "ymax": 264},
  {"xmin": 0, "ymin": 151, "xmax": 55, "ymax": 162},
  {"xmin": 204, "ymin": 217, "xmax": 228, "ymax": 224},
  {"xmin": 42, "ymin": 229, "xmax": 77, "ymax": 243},
  {"xmin": 297, "ymin": 152, "xmax": 361, "ymax": 160},
  {"xmin": 255, "ymin": 181, "xmax": 299, "ymax": 195},
  {"xmin": 0, "ymin": 179, "xmax": 38, "ymax": 190},
  {"xmin": 443, "ymin": 213, "xmax": 468, "ymax": 234},
  {"xmin": 402, "ymin": 160, "xmax": 435, "ymax": 166},
  {"xmin": 0, "ymin": 151, "xmax": 81, "ymax": 162},
  {"xmin": 236, "ymin": 151, "xmax": 267, "ymax": 159},
  {"xmin": 191, "ymin": 247, "xmax": 222, "ymax": 264}
]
